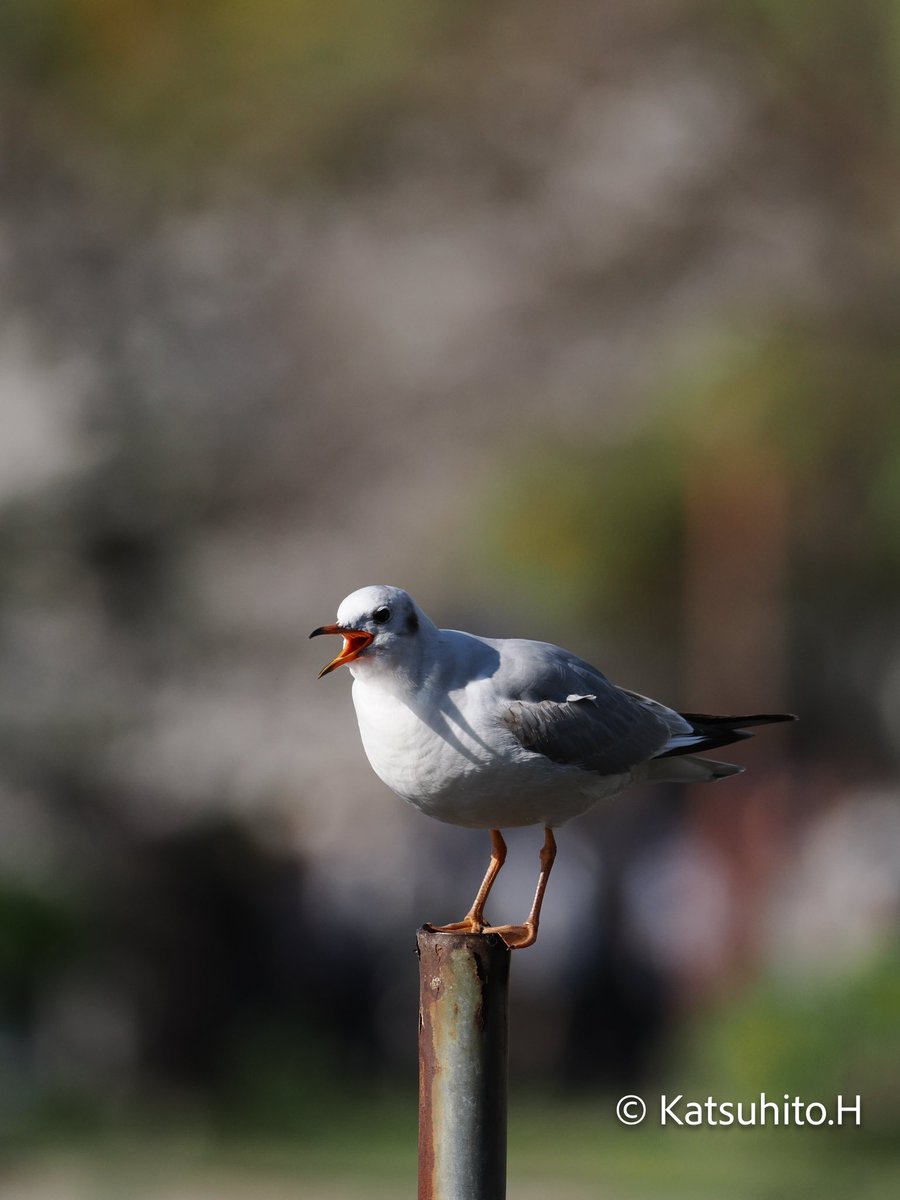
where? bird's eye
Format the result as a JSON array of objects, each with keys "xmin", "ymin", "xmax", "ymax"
[{"xmin": 373, "ymin": 606, "xmax": 391, "ymax": 624}]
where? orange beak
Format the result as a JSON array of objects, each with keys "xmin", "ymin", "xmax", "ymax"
[{"xmin": 309, "ymin": 623, "xmax": 374, "ymax": 678}]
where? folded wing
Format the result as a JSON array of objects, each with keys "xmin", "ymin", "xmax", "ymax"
[
  {"xmin": 500, "ymin": 653, "xmax": 795, "ymax": 779},
  {"xmin": 502, "ymin": 689, "xmax": 671, "ymax": 776}
]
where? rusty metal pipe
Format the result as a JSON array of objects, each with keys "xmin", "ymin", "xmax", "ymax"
[{"xmin": 417, "ymin": 928, "xmax": 511, "ymax": 1200}]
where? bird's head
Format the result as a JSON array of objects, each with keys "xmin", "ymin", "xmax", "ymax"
[{"xmin": 310, "ymin": 585, "xmax": 428, "ymax": 680}]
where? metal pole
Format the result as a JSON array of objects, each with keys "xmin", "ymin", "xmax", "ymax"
[{"xmin": 417, "ymin": 928, "xmax": 510, "ymax": 1200}]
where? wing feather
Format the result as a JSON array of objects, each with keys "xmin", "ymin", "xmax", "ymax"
[
  {"xmin": 501, "ymin": 689, "xmax": 670, "ymax": 776},
  {"xmin": 487, "ymin": 637, "xmax": 794, "ymax": 778}
]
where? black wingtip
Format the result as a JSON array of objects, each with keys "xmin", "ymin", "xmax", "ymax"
[
  {"xmin": 680, "ymin": 712, "xmax": 797, "ymax": 728},
  {"xmin": 656, "ymin": 711, "xmax": 797, "ymax": 760}
]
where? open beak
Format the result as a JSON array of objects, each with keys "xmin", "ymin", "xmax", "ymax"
[{"xmin": 309, "ymin": 623, "xmax": 374, "ymax": 678}]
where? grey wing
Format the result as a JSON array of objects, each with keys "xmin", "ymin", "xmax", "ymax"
[{"xmin": 496, "ymin": 642, "xmax": 672, "ymax": 776}]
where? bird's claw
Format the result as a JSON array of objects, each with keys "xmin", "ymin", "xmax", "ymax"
[
  {"xmin": 481, "ymin": 922, "xmax": 537, "ymax": 950},
  {"xmin": 424, "ymin": 917, "xmax": 538, "ymax": 949},
  {"xmin": 425, "ymin": 916, "xmax": 487, "ymax": 935}
]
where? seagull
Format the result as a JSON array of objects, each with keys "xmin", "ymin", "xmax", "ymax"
[{"xmin": 311, "ymin": 585, "xmax": 794, "ymax": 949}]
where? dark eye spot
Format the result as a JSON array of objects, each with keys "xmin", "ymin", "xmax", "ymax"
[{"xmin": 373, "ymin": 606, "xmax": 391, "ymax": 624}]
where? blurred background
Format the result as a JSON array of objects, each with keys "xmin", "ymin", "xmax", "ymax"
[{"xmin": 1, "ymin": 1, "xmax": 899, "ymax": 1196}]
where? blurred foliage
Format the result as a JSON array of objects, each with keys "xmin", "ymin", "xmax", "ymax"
[
  {"xmin": 0, "ymin": 0, "xmax": 461, "ymax": 191},
  {"xmin": 675, "ymin": 332, "xmax": 900, "ymax": 582},
  {"xmin": 711, "ymin": 0, "xmax": 900, "ymax": 154},
  {"xmin": 0, "ymin": 883, "xmax": 79, "ymax": 1022},
  {"xmin": 6, "ymin": 1081, "xmax": 899, "ymax": 1200},
  {"xmin": 480, "ymin": 429, "xmax": 684, "ymax": 637},
  {"xmin": 690, "ymin": 946, "xmax": 900, "ymax": 1143}
]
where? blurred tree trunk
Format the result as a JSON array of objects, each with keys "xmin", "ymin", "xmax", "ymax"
[{"xmin": 680, "ymin": 434, "xmax": 791, "ymax": 998}]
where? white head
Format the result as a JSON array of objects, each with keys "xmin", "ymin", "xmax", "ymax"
[{"xmin": 310, "ymin": 585, "xmax": 434, "ymax": 682}]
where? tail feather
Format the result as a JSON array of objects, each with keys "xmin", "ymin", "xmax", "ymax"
[
  {"xmin": 654, "ymin": 712, "xmax": 796, "ymax": 760},
  {"xmin": 646, "ymin": 755, "xmax": 745, "ymax": 784}
]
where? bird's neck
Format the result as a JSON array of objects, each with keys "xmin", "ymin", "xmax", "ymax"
[{"xmin": 349, "ymin": 616, "xmax": 439, "ymax": 698}]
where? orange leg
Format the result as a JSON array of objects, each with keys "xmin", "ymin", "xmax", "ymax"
[
  {"xmin": 483, "ymin": 826, "xmax": 556, "ymax": 950},
  {"xmin": 429, "ymin": 829, "xmax": 507, "ymax": 934}
]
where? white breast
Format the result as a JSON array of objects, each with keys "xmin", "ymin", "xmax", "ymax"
[
  {"xmin": 349, "ymin": 674, "xmax": 629, "ymax": 829},
  {"xmin": 351, "ymin": 676, "xmax": 491, "ymax": 805}
]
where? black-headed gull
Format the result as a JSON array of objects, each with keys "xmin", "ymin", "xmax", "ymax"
[{"xmin": 311, "ymin": 585, "xmax": 794, "ymax": 949}]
